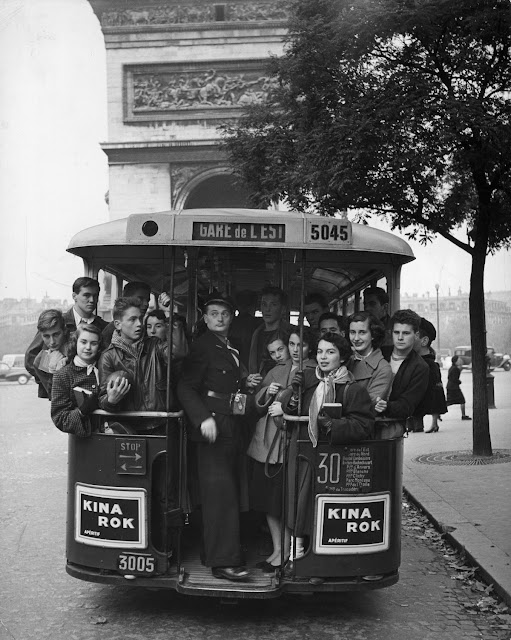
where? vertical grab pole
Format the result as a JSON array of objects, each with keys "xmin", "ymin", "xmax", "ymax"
[
  {"xmin": 165, "ymin": 246, "xmax": 176, "ymax": 559},
  {"xmin": 282, "ymin": 250, "xmax": 307, "ymax": 574},
  {"xmin": 298, "ymin": 249, "xmax": 306, "ymax": 415}
]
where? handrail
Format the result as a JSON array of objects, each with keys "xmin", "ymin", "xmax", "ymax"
[
  {"xmin": 282, "ymin": 414, "xmax": 309, "ymax": 422},
  {"xmin": 92, "ymin": 409, "xmax": 184, "ymax": 418}
]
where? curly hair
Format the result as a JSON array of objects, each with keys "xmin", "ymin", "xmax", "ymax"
[
  {"xmin": 348, "ymin": 311, "xmax": 385, "ymax": 348},
  {"xmin": 390, "ymin": 309, "xmax": 421, "ymax": 332}
]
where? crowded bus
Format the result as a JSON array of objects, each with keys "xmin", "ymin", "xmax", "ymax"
[{"xmin": 31, "ymin": 207, "xmax": 427, "ymax": 598}]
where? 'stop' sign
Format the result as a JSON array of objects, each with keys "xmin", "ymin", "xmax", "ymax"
[{"xmin": 193, "ymin": 222, "xmax": 285, "ymax": 243}]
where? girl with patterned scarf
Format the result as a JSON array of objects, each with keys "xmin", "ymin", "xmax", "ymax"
[{"xmin": 281, "ymin": 332, "xmax": 374, "ymax": 559}]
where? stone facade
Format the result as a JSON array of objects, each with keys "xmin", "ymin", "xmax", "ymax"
[
  {"xmin": 401, "ymin": 291, "xmax": 511, "ymax": 354},
  {"xmin": 87, "ymin": 0, "xmax": 288, "ymax": 217}
]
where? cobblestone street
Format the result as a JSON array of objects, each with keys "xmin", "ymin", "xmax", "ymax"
[{"xmin": 1, "ymin": 382, "xmax": 510, "ymax": 640}]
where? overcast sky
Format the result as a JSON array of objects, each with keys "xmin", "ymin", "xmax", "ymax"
[{"xmin": 0, "ymin": 0, "xmax": 509, "ymax": 303}]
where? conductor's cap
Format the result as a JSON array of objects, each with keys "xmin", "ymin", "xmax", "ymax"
[{"xmin": 204, "ymin": 291, "xmax": 236, "ymax": 313}]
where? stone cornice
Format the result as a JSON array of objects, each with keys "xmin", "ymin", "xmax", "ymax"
[
  {"xmin": 88, "ymin": 0, "xmax": 291, "ymax": 32},
  {"xmin": 100, "ymin": 139, "xmax": 227, "ymax": 163}
]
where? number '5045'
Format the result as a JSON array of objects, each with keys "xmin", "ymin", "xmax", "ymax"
[{"xmin": 310, "ymin": 224, "xmax": 348, "ymax": 241}]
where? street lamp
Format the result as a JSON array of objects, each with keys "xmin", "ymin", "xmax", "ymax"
[{"xmin": 435, "ymin": 283, "xmax": 440, "ymax": 354}]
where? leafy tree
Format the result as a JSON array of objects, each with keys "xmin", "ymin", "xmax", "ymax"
[{"xmin": 223, "ymin": 0, "xmax": 511, "ymax": 456}]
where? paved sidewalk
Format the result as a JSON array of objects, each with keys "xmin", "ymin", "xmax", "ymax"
[{"xmin": 402, "ymin": 370, "xmax": 511, "ymax": 606}]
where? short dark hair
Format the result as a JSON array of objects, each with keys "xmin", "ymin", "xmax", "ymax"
[
  {"xmin": 37, "ymin": 309, "xmax": 66, "ymax": 333},
  {"xmin": 319, "ymin": 312, "xmax": 345, "ymax": 332},
  {"xmin": 391, "ymin": 309, "xmax": 421, "ymax": 332},
  {"xmin": 113, "ymin": 296, "xmax": 142, "ymax": 321},
  {"xmin": 289, "ymin": 326, "xmax": 317, "ymax": 354},
  {"xmin": 67, "ymin": 324, "xmax": 103, "ymax": 361},
  {"xmin": 72, "ymin": 277, "xmax": 100, "ymax": 295},
  {"xmin": 261, "ymin": 286, "xmax": 288, "ymax": 307},
  {"xmin": 144, "ymin": 309, "xmax": 167, "ymax": 329},
  {"xmin": 318, "ymin": 332, "xmax": 353, "ymax": 363},
  {"xmin": 305, "ymin": 292, "xmax": 328, "ymax": 308},
  {"xmin": 123, "ymin": 281, "xmax": 151, "ymax": 297},
  {"xmin": 452, "ymin": 355, "xmax": 459, "ymax": 365},
  {"xmin": 348, "ymin": 311, "xmax": 385, "ymax": 348},
  {"xmin": 363, "ymin": 287, "xmax": 389, "ymax": 305},
  {"xmin": 267, "ymin": 329, "xmax": 291, "ymax": 350}
]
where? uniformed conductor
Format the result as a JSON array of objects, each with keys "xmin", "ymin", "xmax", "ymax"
[{"xmin": 177, "ymin": 292, "xmax": 259, "ymax": 582}]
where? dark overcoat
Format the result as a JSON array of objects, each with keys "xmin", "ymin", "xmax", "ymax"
[
  {"xmin": 281, "ymin": 368, "xmax": 375, "ymax": 536},
  {"xmin": 177, "ymin": 330, "xmax": 248, "ymax": 567},
  {"xmin": 382, "ymin": 349, "xmax": 429, "ymax": 420}
]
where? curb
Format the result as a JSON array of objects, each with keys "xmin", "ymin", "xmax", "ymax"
[{"xmin": 403, "ymin": 485, "xmax": 511, "ymax": 608}]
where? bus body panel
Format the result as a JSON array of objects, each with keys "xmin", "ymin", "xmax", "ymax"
[
  {"xmin": 292, "ymin": 438, "xmax": 403, "ymax": 578},
  {"xmin": 66, "ymin": 433, "xmax": 173, "ymax": 578}
]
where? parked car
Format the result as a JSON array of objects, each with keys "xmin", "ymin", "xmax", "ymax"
[
  {"xmin": 1, "ymin": 354, "xmax": 26, "ymax": 368},
  {"xmin": 487, "ymin": 346, "xmax": 511, "ymax": 371},
  {"xmin": 0, "ymin": 361, "xmax": 32, "ymax": 384},
  {"xmin": 454, "ymin": 346, "xmax": 472, "ymax": 368},
  {"xmin": 453, "ymin": 346, "xmax": 511, "ymax": 371}
]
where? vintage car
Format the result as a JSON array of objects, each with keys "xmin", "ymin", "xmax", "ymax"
[
  {"xmin": 453, "ymin": 346, "xmax": 511, "ymax": 371},
  {"xmin": 0, "ymin": 358, "xmax": 32, "ymax": 384},
  {"xmin": 487, "ymin": 346, "xmax": 511, "ymax": 371}
]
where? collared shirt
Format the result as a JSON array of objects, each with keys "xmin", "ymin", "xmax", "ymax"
[{"xmin": 73, "ymin": 307, "xmax": 96, "ymax": 328}]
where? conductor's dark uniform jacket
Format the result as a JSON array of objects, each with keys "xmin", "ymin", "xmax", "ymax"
[{"xmin": 177, "ymin": 329, "xmax": 248, "ymax": 568}]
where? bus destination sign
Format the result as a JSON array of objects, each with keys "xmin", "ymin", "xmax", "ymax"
[{"xmin": 193, "ymin": 222, "xmax": 285, "ymax": 243}]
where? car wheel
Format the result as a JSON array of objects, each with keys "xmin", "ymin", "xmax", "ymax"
[
  {"xmin": 17, "ymin": 375, "xmax": 29, "ymax": 385},
  {"xmin": 503, "ymin": 361, "xmax": 511, "ymax": 372}
]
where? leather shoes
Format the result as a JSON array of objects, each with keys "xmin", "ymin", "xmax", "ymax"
[{"xmin": 212, "ymin": 566, "xmax": 250, "ymax": 581}]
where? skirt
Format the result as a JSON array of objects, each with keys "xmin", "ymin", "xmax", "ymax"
[
  {"xmin": 249, "ymin": 460, "xmax": 284, "ymax": 518},
  {"xmin": 446, "ymin": 387, "xmax": 465, "ymax": 406}
]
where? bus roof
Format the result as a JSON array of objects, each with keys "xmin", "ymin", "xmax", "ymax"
[{"xmin": 68, "ymin": 208, "xmax": 414, "ymax": 263}]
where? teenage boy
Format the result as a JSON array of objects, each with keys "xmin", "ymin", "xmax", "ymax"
[
  {"xmin": 375, "ymin": 309, "xmax": 429, "ymax": 424},
  {"xmin": 178, "ymin": 292, "xmax": 259, "ymax": 582},
  {"xmin": 101, "ymin": 281, "xmax": 152, "ymax": 347},
  {"xmin": 304, "ymin": 292, "xmax": 329, "ymax": 334},
  {"xmin": 318, "ymin": 312, "xmax": 345, "ymax": 337},
  {"xmin": 98, "ymin": 296, "xmax": 187, "ymax": 430},
  {"xmin": 25, "ymin": 277, "xmax": 107, "ymax": 397},
  {"xmin": 31, "ymin": 309, "xmax": 70, "ymax": 399},
  {"xmin": 411, "ymin": 318, "xmax": 447, "ymax": 433},
  {"xmin": 248, "ymin": 286, "xmax": 292, "ymax": 379}
]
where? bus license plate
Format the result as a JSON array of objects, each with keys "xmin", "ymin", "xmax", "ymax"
[{"xmin": 117, "ymin": 553, "xmax": 156, "ymax": 575}]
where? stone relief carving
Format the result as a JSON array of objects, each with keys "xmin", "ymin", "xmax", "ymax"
[
  {"xmin": 132, "ymin": 68, "xmax": 278, "ymax": 112},
  {"xmin": 226, "ymin": 3, "xmax": 289, "ymax": 21},
  {"xmin": 100, "ymin": 3, "xmax": 290, "ymax": 27},
  {"xmin": 170, "ymin": 165, "xmax": 208, "ymax": 205}
]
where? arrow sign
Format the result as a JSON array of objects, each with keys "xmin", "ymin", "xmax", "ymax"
[
  {"xmin": 115, "ymin": 439, "xmax": 147, "ymax": 476},
  {"xmin": 119, "ymin": 453, "xmax": 142, "ymax": 462}
]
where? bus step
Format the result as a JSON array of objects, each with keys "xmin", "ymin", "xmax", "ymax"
[{"xmin": 176, "ymin": 553, "xmax": 281, "ymax": 599}]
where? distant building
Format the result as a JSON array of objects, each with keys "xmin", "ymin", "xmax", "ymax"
[
  {"xmin": 0, "ymin": 297, "xmax": 67, "ymax": 327},
  {"xmin": 400, "ymin": 290, "xmax": 511, "ymax": 353}
]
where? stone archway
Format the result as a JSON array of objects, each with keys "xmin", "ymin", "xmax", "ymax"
[{"xmin": 181, "ymin": 171, "xmax": 253, "ymax": 209}]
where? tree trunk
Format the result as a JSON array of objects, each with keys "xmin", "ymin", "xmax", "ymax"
[{"xmin": 469, "ymin": 226, "xmax": 492, "ymax": 457}]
